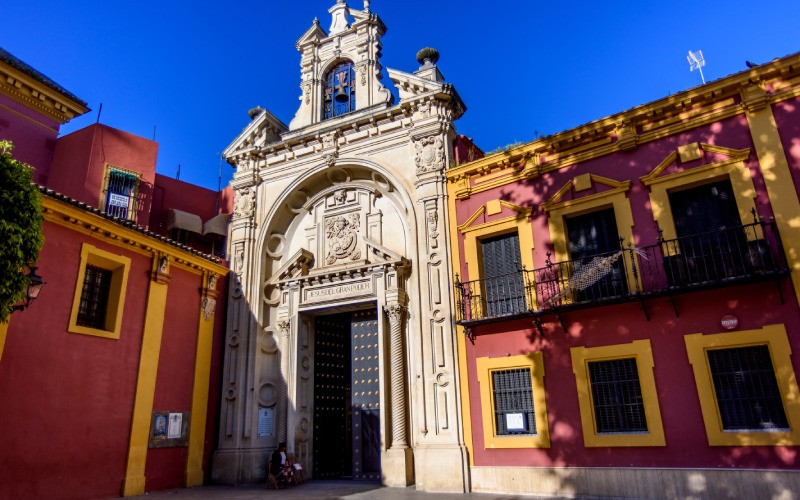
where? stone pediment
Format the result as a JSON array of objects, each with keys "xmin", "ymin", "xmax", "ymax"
[
  {"xmin": 223, "ymin": 108, "xmax": 288, "ymax": 161},
  {"xmin": 640, "ymin": 142, "xmax": 751, "ymax": 186},
  {"xmin": 542, "ymin": 174, "xmax": 631, "ymax": 212},
  {"xmin": 268, "ymin": 249, "xmax": 314, "ymax": 284},
  {"xmin": 387, "ymin": 68, "xmax": 446, "ymax": 100},
  {"xmin": 296, "ymin": 18, "xmax": 328, "ymax": 48}
]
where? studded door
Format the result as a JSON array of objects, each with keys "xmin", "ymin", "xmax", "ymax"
[
  {"xmin": 350, "ymin": 309, "xmax": 381, "ymax": 480},
  {"xmin": 313, "ymin": 312, "xmax": 352, "ymax": 478}
]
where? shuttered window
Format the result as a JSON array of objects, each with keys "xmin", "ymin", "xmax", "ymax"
[
  {"xmin": 588, "ymin": 358, "xmax": 648, "ymax": 433},
  {"xmin": 492, "ymin": 368, "xmax": 536, "ymax": 436},
  {"xmin": 669, "ymin": 179, "xmax": 740, "ymax": 238},
  {"xmin": 480, "ymin": 233, "xmax": 526, "ymax": 316},
  {"xmin": 708, "ymin": 345, "xmax": 789, "ymax": 430},
  {"xmin": 565, "ymin": 208, "xmax": 627, "ymax": 299}
]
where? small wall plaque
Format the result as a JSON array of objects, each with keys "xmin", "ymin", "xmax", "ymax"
[{"xmin": 149, "ymin": 411, "xmax": 190, "ymax": 448}]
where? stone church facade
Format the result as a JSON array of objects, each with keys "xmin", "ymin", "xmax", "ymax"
[{"xmin": 212, "ymin": 1, "xmax": 470, "ymax": 492}]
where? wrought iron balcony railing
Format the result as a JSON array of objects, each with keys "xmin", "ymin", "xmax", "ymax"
[{"xmin": 454, "ymin": 218, "xmax": 788, "ymax": 326}]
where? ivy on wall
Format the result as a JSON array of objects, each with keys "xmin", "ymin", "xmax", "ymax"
[{"xmin": 0, "ymin": 140, "xmax": 44, "ymax": 323}]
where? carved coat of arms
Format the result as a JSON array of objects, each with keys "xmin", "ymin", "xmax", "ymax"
[{"xmin": 325, "ymin": 213, "xmax": 361, "ymax": 265}]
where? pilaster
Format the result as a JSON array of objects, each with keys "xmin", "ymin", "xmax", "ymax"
[
  {"xmin": 185, "ymin": 272, "xmax": 221, "ymax": 487},
  {"xmin": 742, "ymin": 82, "xmax": 800, "ymax": 307},
  {"xmin": 122, "ymin": 255, "xmax": 171, "ymax": 496}
]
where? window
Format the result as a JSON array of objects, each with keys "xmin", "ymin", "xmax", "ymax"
[
  {"xmin": 571, "ymin": 340, "xmax": 665, "ymax": 447},
  {"xmin": 565, "ymin": 208, "xmax": 627, "ymax": 300},
  {"xmin": 102, "ymin": 166, "xmax": 140, "ymax": 220},
  {"xmin": 475, "ymin": 353, "xmax": 550, "ymax": 448},
  {"xmin": 480, "ymin": 233, "xmax": 526, "ymax": 317},
  {"xmin": 663, "ymin": 179, "xmax": 755, "ymax": 285},
  {"xmin": 76, "ymin": 265, "xmax": 113, "ymax": 329},
  {"xmin": 684, "ymin": 325, "xmax": 800, "ymax": 446},
  {"xmin": 707, "ymin": 345, "xmax": 788, "ymax": 430},
  {"xmin": 492, "ymin": 368, "xmax": 536, "ymax": 435},
  {"xmin": 69, "ymin": 243, "xmax": 131, "ymax": 339},
  {"xmin": 588, "ymin": 358, "xmax": 647, "ymax": 433},
  {"xmin": 323, "ymin": 62, "xmax": 356, "ymax": 120}
]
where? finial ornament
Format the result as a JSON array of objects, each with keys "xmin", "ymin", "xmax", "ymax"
[
  {"xmin": 364, "ymin": 0, "xmax": 370, "ymax": 11},
  {"xmin": 416, "ymin": 47, "xmax": 440, "ymax": 67}
]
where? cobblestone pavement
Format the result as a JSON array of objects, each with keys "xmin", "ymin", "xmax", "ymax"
[{"xmin": 136, "ymin": 480, "xmax": 598, "ymax": 499}]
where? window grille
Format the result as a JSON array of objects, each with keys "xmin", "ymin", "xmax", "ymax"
[
  {"xmin": 323, "ymin": 62, "xmax": 356, "ymax": 120},
  {"xmin": 588, "ymin": 358, "xmax": 648, "ymax": 433},
  {"xmin": 104, "ymin": 168, "xmax": 139, "ymax": 220},
  {"xmin": 492, "ymin": 368, "xmax": 536, "ymax": 435},
  {"xmin": 708, "ymin": 345, "xmax": 789, "ymax": 430},
  {"xmin": 76, "ymin": 265, "xmax": 113, "ymax": 329}
]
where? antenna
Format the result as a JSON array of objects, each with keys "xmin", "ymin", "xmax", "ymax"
[
  {"xmin": 687, "ymin": 50, "xmax": 706, "ymax": 84},
  {"xmin": 217, "ymin": 154, "xmax": 223, "ymax": 192},
  {"xmin": 176, "ymin": 164, "xmax": 181, "ymax": 180},
  {"xmin": 96, "ymin": 103, "xmax": 103, "ymax": 123}
]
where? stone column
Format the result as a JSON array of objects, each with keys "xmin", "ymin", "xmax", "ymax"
[
  {"xmin": 276, "ymin": 319, "xmax": 291, "ymax": 444},
  {"xmin": 385, "ymin": 303, "xmax": 408, "ymax": 448}
]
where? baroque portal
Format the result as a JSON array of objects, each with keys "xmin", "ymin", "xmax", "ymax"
[{"xmin": 212, "ymin": 0, "xmax": 469, "ymax": 492}]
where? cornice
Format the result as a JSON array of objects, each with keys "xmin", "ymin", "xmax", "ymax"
[
  {"xmin": 0, "ymin": 62, "xmax": 89, "ymax": 123},
  {"xmin": 41, "ymin": 195, "xmax": 228, "ymax": 275},
  {"xmin": 447, "ymin": 52, "xmax": 800, "ymax": 188}
]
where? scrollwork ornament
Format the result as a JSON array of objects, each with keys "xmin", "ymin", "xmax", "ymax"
[
  {"xmin": 233, "ymin": 187, "xmax": 256, "ymax": 220},
  {"xmin": 325, "ymin": 213, "xmax": 361, "ymax": 264},
  {"xmin": 414, "ymin": 135, "xmax": 445, "ymax": 175}
]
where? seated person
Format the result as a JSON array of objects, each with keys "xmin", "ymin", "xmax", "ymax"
[{"xmin": 270, "ymin": 442, "xmax": 293, "ymax": 484}]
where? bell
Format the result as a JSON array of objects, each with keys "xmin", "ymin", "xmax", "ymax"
[{"xmin": 335, "ymin": 86, "xmax": 349, "ymax": 103}]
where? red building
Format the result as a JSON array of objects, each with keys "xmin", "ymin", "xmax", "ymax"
[
  {"xmin": 0, "ymin": 49, "xmax": 232, "ymax": 498},
  {"xmin": 447, "ymin": 53, "xmax": 800, "ymax": 497}
]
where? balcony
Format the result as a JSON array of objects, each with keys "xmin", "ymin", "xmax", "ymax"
[{"xmin": 454, "ymin": 218, "xmax": 789, "ymax": 334}]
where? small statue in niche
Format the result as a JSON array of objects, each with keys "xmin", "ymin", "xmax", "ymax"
[
  {"xmin": 158, "ymin": 256, "xmax": 169, "ymax": 274},
  {"xmin": 325, "ymin": 213, "xmax": 361, "ymax": 264}
]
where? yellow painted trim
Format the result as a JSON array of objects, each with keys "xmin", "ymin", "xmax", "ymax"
[
  {"xmin": 476, "ymin": 353, "xmax": 550, "ymax": 448},
  {"xmin": 684, "ymin": 324, "xmax": 800, "ymax": 446},
  {"xmin": 186, "ymin": 277, "xmax": 216, "ymax": 487},
  {"xmin": 68, "ymin": 243, "xmax": 131, "ymax": 340},
  {"xmin": 0, "ymin": 321, "xmax": 8, "ymax": 365},
  {"xmin": 41, "ymin": 196, "xmax": 228, "ymax": 276},
  {"xmin": 462, "ymin": 213, "xmax": 534, "ymax": 283},
  {"xmin": 543, "ymin": 178, "xmax": 637, "ymax": 292},
  {"xmin": 447, "ymin": 176, "xmax": 475, "ymax": 466},
  {"xmin": 642, "ymin": 158, "xmax": 756, "ymax": 241},
  {"xmin": 542, "ymin": 175, "xmax": 631, "ymax": 212},
  {"xmin": 122, "ymin": 276, "xmax": 169, "ymax": 496},
  {"xmin": 570, "ymin": 340, "xmax": 666, "ymax": 447},
  {"xmin": 458, "ymin": 206, "xmax": 486, "ymax": 232},
  {"xmin": 0, "ymin": 60, "xmax": 89, "ymax": 122},
  {"xmin": 446, "ymin": 53, "xmax": 800, "ymax": 184},
  {"xmin": 744, "ymin": 102, "xmax": 800, "ymax": 308}
]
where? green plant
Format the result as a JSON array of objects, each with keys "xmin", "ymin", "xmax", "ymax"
[{"xmin": 0, "ymin": 140, "xmax": 44, "ymax": 322}]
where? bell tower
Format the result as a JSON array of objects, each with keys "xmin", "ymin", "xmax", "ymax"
[
  {"xmin": 216, "ymin": 0, "xmax": 470, "ymax": 493},
  {"xmin": 289, "ymin": 0, "xmax": 393, "ymax": 130}
]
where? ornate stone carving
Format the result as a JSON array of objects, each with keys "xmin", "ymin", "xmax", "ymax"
[
  {"xmin": 333, "ymin": 188, "xmax": 347, "ymax": 206},
  {"xmin": 234, "ymin": 245, "xmax": 244, "ymax": 276},
  {"xmin": 158, "ymin": 256, "xmax": 169, "ymax": 274},
  {"xmin": 325, "ymin": 213, "xmax": 361, "ymax": 264},
  {"xmin": 426, "ymin": 209, "xmax": 439, "ymax": 241},
  {"xmin": 414, "ymin": 136, "xmax": 444, "ymax": 174},
  {"xmin": 276, "ymin": 319, "xmax": 291, "ymax": 337},
  {"xmin": 233, "ymin": 187, "xmax": 256, "ymax": 220},
  {"xmin": 202, "ymin": 297, "xmax": 217, "ymax": 320}
]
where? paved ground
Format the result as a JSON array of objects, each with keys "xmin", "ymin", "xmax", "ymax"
[{"xmin": 137, "ymin": 481, "xmax": 601, "ymax": 499}]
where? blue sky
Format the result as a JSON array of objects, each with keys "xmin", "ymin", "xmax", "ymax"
[{"xmin": 3, "ymin": 1, "xmax": 799, "ymax": 190}]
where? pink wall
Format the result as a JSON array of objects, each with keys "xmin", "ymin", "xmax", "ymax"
[
  {"xmin": 150, "ymin": 174, "xmax": 225, "ymax": 236},
  {"xmin": 145, "ymin": 267, "xmax": 201, "ymax": 492},
  {"xmin": 465, "ymin": 283, "xmax": 800, "ymax": 469},
  {"xmin": 49, "ymin": 124, "xmax": 158, "ymax": 226},
  {"xmin": 0, "ymin": 222, "xmax": 148, "ymax": 499},
  {"xmin": 0, "ymin": 93, "xmax": 61, "ymax": 183},
  {"xmin": 454, "ymin": 108, "xmax": 800, "ymax": 470}
]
